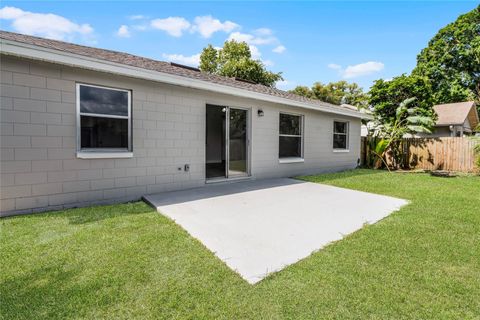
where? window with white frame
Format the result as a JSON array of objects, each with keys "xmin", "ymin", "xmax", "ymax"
[
  {"xmin": 279, "ymin": 113, "xmax": 303, "ymax": 158},
  {"xmin": 333, "ymin": 121, "xmax": 349, "ymax": 150},
  {"xmin": 77, "ymin": 84, "xmax": 132, "ymax": 153}
]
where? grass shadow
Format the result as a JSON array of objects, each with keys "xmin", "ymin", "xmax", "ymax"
[
  {"xmin": 66, "ymin": 201, "xmax": 154, "ymax": 225},
  {"xmin": 1, "ymin": 201, "xmax": 154, "ymax": 225},
  {"xmin": 0, "ymin": 263, "xmax": 117, "ymax": 319}
]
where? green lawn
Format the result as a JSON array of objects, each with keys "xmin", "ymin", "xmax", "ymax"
[{"xmin": 1, "ymin": 169, "xmax": 479, "ymax": 319}]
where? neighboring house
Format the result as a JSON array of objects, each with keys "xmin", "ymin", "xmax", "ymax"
[
  {"xmin": 0, "ymin": 31, "xmax": 370, "ymax": 216},
  {"xmin": 361, "ymin": 102, "xmax": 480, "ymax": 138},
  {"xmin": 429, "ymin": 101, "xmax": 479, "ymax": 137}
]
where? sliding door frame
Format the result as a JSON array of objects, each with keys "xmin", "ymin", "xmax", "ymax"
[{"xmin": 205, "ymin": 104, "xmax": 251, "ymax": 182}]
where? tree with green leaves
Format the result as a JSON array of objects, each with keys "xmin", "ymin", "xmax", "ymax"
[
  {"xmin": 199, "ymin": 40, "xmax": 283, "ymax": 87},
  {"xmin": 369, "ymin": 74, "xmax": 435, "ymax": 125},
  {"xmin": 412, "ymin": 5, "xmax": 480, "ymax": 112},
  {"xmin": 369, "ymin": 6, "xmax": 480, "ymax": 124},
  {"xmin": 369, "ymin": 97, "xmax": 435, "ymax": 170},
  {"xmin": 289, "ymin": 86, "xmax": 313, "ymax": 99},
  {"xmin": 289, "ymin": 81, "xmax": 369, "ymax": 108},
  {"xmin": 199, "ymin": 45, "xmax": 218, "ymax": 74}
]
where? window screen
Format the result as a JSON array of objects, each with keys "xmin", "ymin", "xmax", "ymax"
[
  {"xmin": 333, "ymin": 121, "xmax": 348, "ymax": 149},
  {"xmin": 78, "ymin": 84, "xmax": 131, "ymax": 151},
  {"xmin": 279, "ymin": 113, "xmax": 303, "ymax": 158}
]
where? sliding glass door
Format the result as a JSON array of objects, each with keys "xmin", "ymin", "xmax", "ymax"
[
  {"xmin": 206, "ymin": 105, "xmax": 249, "ymax": 180},
  {"xmin": 228, "ymin": 108, "xmax": 248, "ymax": 177}
]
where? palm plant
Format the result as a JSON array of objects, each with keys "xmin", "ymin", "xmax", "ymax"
[
  {"xmin": 466, "ymin": 125, "xmax": 479, "ymax": 172},
  {"xmin": 369, "ymin": 97, "xmax": 435, "ymax": 170},
  {"xmin": 473, "ymin": 139, "xmax": 480, "ymax": 169}
]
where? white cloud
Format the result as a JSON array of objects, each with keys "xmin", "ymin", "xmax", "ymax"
[
  {"xmin": 116, "ymin": 25, "xmax": 130, "ymax": 38},
  {"xmin": 272, "ymin": 45, "xmax": 286, "ymax": 54},
  {"xmin": 0, "ymin": 6, "xmax": 93, "ymax": 41},
  {"xmin": 276, "ymin": 80, "xmax": 294, "ymax": 90},
  {"xmin": 162, "ymin": 46, "xmax": 265, "ymax": 68},
  {"xmin": 254, "ymin": 28, "xmax": 272, "ymax": 36},
  {"xmin": 226, "ymin": 31, "xmax": 284, "ymax": 67},
  {"xmin": 132, "ymin": 24, "xmax": 148, "ymax": 31},
  {"xmin": 327, "ymin": 63, "xmax": 342, "ymax": 70},
  {"xmin": 0, "ymin": 6, "xmax": 23, "ymax": 19},
  {"xmin": 343, "ymin": 61, "xmax": 384, "ymax": 78},
  {"xmin": 192, "ymin": 15, "xmax": 238, "ymax": 38},
  {"xmin": 327, "ymin": 61, "xmax": 384, "ymax": 78},
  {"xmin": 149, "ymin": 15, "xmax": 238, "ymax": 38},
  {"xmin": 228, "ymin": 31, "xmax": 276, "ymax": 45},
  {"xmin": 129, "ymin": 15, "xmax": 146, "ymax": 20},
  {"xmin": 248, "ymin": 45, "xmax": 261, "ymax": 59},
  {"xmin": 150, "ymin": 16, "xmax": 191, "ymax": 37},
  {"xmin": 262, "ymin": 59, "xmax": 274, "ymax": 67},
  {"xmin": 228, "ymin": 32, "xmax": 253, "ymax": 43},
  {"xmin": 162, "ymin": 53, "xmax": 201, "ymax": 67}
]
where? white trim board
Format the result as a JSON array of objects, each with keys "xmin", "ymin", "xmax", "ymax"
[{"xmin": 0, "ymin": 39, "xmax": 372, "ymax": 120}]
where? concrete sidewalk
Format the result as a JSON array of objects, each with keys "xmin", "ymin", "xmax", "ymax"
[{"xmin": 144, "ymin": 178, "xmax": 408, "ymax": 284}]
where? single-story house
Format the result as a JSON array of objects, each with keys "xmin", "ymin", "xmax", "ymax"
[
  {"xmin": 429, "ymin": 101, "xmax": 479, "ymax": 137},
  {"xmin": 0, "ymin": 31, "xmax": 370, "ymax": 216}
]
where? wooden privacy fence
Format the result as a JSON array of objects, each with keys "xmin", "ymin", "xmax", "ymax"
[{"xmin": 361, "ymin": 137, "xmax": 479, "ymax": 173}]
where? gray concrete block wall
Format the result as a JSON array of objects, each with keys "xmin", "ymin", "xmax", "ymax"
[
  {"xmin": 1, "ymin": 55, "xmax": 360, "ymax": 216},
  {"xmin": 247, "ymin": 96, "xmax": 361, "ymax": 179}
]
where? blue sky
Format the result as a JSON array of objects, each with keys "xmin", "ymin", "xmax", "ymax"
[{"xmin": 0, "ymin": 1, "xmax": 477, "ymax": 91}]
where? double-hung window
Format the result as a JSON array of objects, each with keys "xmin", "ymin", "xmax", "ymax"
[
  {"xmin": 77, "ymin": 83, "xmax": 132, "ymax": 158},
  {"xmin": 279, "ymin": 113, "xmax": 303, "ymax": 159},
  {"xmin": 333, "ymin": 121, "xmax": 349, "ymax": 150}
]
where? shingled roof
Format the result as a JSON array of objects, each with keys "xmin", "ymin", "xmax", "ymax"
[
  {"xmin": 0, "ymin": 30, "xmax": 366, "ymax": 117},
  {"xmin": 434, "ymin": 101, "xmax": 479, "ymax": 128}
]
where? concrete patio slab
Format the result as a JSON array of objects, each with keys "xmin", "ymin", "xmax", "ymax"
[{"xmin": 144, "ymin": 178, "xmax": 408, "ymax": 284}]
